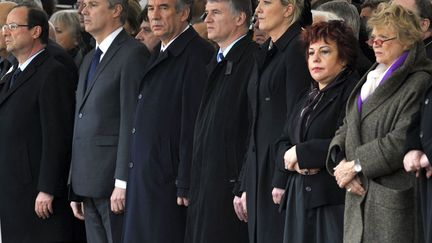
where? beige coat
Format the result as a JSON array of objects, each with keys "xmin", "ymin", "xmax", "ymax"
[{"xmin": 327, "ymin": 42, "xmax": 432, "ymax": 243}]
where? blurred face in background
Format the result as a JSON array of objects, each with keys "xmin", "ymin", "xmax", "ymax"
[
  {"xmin": 253, "ymin": 17, "xmax": 269, "ymax": 44},
  {"xmin": 135, "ymin": 19, "xmax": 160, "ymax": 52},
  {"xmin": 76, "ymin": 0, "xmax": 85, "ymax": 29},
  {"xmin": 53, "ymin": 21, "xmax": 77, "ymax": 51}
]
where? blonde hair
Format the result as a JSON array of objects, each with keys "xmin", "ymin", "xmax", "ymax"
[
  {"xmin": 281, "ymin": 0, "xmax": 305, "ymax": 25},
  {"xmin": 368, "ymin": 2, "xmax": 422, "ymax": 48}
]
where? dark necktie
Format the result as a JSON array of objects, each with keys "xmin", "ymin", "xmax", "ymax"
[
  {"xmin": 85, "ymin": 48, "xmax": 103, "ymax": 91},
  {"xmin": 9, "ymin": 67, "xmax": 21, "ymax": 90},
  {"xmin": 217, "ymin": 52, "xmax": 224, "ymax": 63}
]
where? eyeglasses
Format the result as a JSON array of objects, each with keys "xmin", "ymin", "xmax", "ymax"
[
  {"xmin": 2, "ymin": 23, "xmax": 31, "ymax": 32},
  {"xmin": 366, "ymin": 37, "xmax": 397, "ymax": 47}
]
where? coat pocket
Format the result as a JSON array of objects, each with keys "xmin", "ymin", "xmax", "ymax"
[{"xmin": 363, "ymin": 180, "xmax": 415, "ymax": 242}]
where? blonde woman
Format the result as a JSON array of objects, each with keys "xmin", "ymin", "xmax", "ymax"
[
  {"xmin": 327, "ymin": 3, "xmax": 432, "ymax": 242},
  {"xmin": 236, "ymin": 0, "xmax": 313, "ymax": 242}
]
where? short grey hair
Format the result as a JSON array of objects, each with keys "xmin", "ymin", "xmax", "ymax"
[
  {"xmin": 49, "ymin": 10, "xmax": 82, "ymax": 44},
  {"xmin": 107, "ymin": 0, "xmax": 128, "ymax": 24},
  {"xmin": 175, "ymin": 0, "xmax": 193, "ymax": 22},
  {"xmin": 312, "ymin": 9, "xmax": 343, "ymax": 22},
  {"xmin": 206, "ymin": 0, "xmax": 252, "ymax": 28},
  {"xmin": 8, "ymin": 0, "xmax": 42, "ymax": 8},
  {"xmin": 318, "ymin": 0, "xmax": 360, "ymax": 39}
]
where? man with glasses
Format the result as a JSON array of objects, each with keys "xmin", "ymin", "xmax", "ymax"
[
  {"xmin": 0, "ymin": 3, "xmax": 77, "ymax": 242},
  {"xmin": 0, "ymin": 2, "xmax": 17, "ymax": 85}
]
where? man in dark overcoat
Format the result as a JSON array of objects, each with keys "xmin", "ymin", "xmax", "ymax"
[
  {"xmin": 184, "ymin": 0, "xmax": 257, "ymax": 242},
  {"xmin": 0, "ymin": 4, "xmax": 77, "ymax": 242},
  {"xmin": 122, "ymin": 0, "xmax": 214, "ymax": 241},
  {"xmin": 395, "ymin": 0, "xmax": 432, "ymax": 241}
]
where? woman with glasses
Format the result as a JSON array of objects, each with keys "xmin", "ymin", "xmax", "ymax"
[
  {"xmin": 276, "ymin": 20, "xmax": 359, "ymax": 243},
  {"xmin": 327, "ymin": 3, "xmax": 432, "ymax": 242}
]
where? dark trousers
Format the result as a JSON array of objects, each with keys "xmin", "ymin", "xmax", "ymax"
[{"xmin": 83, "ymin": 198, "xmax": 123, "ymax": 243}]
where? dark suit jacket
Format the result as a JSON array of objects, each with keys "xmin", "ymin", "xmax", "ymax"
[
  {"xmin": 123, "ymin": 27, "xmax": 214, "ymax": 243},
  {"xmin": 276, "ymin": 69, "xmax": 359, "ymax": 209},
  {"xmin": 69, "ymin": 29, "xmax": 150, "ymax": 199},
  {"xmin": 0, "ymin": 50, "xmax": 77, "ymax": 242}
]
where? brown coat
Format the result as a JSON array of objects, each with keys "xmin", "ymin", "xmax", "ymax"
[{"xmin": 327, "ymin": 42, "xmax": 432, "ymax": 243}]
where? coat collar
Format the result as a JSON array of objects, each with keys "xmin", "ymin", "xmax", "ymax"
[
  {"xmin": 350, "ymin": 41, "xmax": 432, "ymax": 121},
  {"xmin": 256, "ymin": 21, "xmax": 302, "ymax": 69},
  {"xmin": 143, "ymin": 27, "xmax": 200, "ymax": 77},
  {"xmin": 206, "ymin": 33, "xmax": 253, "ymax": 72},
  {"xmin": 302, "ymin": 69, "xmax": 359, "ymax": 136},
  {"xmin": 0, "ymin": 50, "xmax": 49, "ymax": 106}
]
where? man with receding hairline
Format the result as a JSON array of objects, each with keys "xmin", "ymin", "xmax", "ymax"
[
  {"xmin": 68, "ymin": 0, "xmax": 149, "ymax": 242},
  {"xmin": 0, "ymin": 4, "xmax": 77, "ymax": 242},
  {"xmin": 122, "ymin": 0, "xmax": 214, "ymax": 241},
  {"xmin": 0, "ymin": 1, "xmax": 16, "ymax": 83}
]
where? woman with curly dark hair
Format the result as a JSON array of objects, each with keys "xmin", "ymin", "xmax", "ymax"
[{"xmin": 276, "ymin": 20, "xmax": 359, "ymax": 243}]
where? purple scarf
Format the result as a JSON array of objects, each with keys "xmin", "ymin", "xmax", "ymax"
[{"xmin": 357, "ymin": 51, "xmax": 409, "ymax": 112}]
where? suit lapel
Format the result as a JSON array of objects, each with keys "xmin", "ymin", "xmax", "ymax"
[
  {"xmin": 76, "ymin": 52, "xmax": 92, "ymax": 101},
  {"xmin": 78, "ymin": 30, "xmax": 127, "ymax": 111},
  {"xmin": 360, "ymin": 68, "xmax": 409, "ymax": 120},
  {"xmin": 0, "ymin": 51, "xmax": 46, "ymax": 107}
]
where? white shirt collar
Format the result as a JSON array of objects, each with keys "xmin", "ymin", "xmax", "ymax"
[
  {"xmin": 95, "ymin": 27, "xmax": 123, "ymax": 60},
  {"xmin": 218, "ymin": 34, "xmax": 247, "ymax": 60},
  {"xmin": 18, "ymin": 48, "xmax": 45, "ymax": 71},
  {"xmin": 160, "ymin": 25, "xmax": 190, "ymax": 52}
]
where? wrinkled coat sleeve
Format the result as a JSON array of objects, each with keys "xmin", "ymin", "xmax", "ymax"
[
  {"xmin": 37, "ymin": 64, "xmax": 75, "ymax": 196},
  {"xmin": 326, "ymin": 116, "xmax": 348, "ymax": 175},
  {"xmin": 176, "ymin": 55, "xmax": 208, "ymax": 197}
]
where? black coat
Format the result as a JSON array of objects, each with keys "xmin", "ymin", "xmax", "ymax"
[
  {"xmin": 0, "ymin": 50, "xmax": 76, "ymax": 242},
  {"xmin": 123, "ymin": 27, "xmax": 214, "ymax": 243},
  {"xmin": 405, "ymin": 77, "xmax": 432, "ymax": 243},
  {"xmin": 242, "ymin": 22, "xmax": 312, "ymax": 243},
  {"xmin": 425, "ymin": 37, "xmax": 432, "ymax": 59},
  {"xmin": 184, "ymin": 34, "xmax": 257, "ymax": 243},
  {"xmin": 276, "ymin": 69, "xmax": 359, "ymax": 209}
]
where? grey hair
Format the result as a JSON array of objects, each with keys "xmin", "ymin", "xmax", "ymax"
[
  {"xmin": 312, "ymin": 9, "xmax": 343, "ymax": 22},
  {"xmin": 8, "ymin": 0, "xmax": 42, "ymax": 8},
  {"xmin": 206, "ymin": 0, "xmax": 252, "ymax": 28},
  {"xmin": 318, "ymin": 0, "xmax": 360, "ymax": 39},
  {"xmin": 49, "ymin": 10, "xmax": 82, "ymax": 44},
  {"xmin": 175, "ymin": 0, "xmax": 193, "ymax": 22},
  {"xmin": 107, "ymin": 0, "xmax": 128, "ymax": 24}
]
